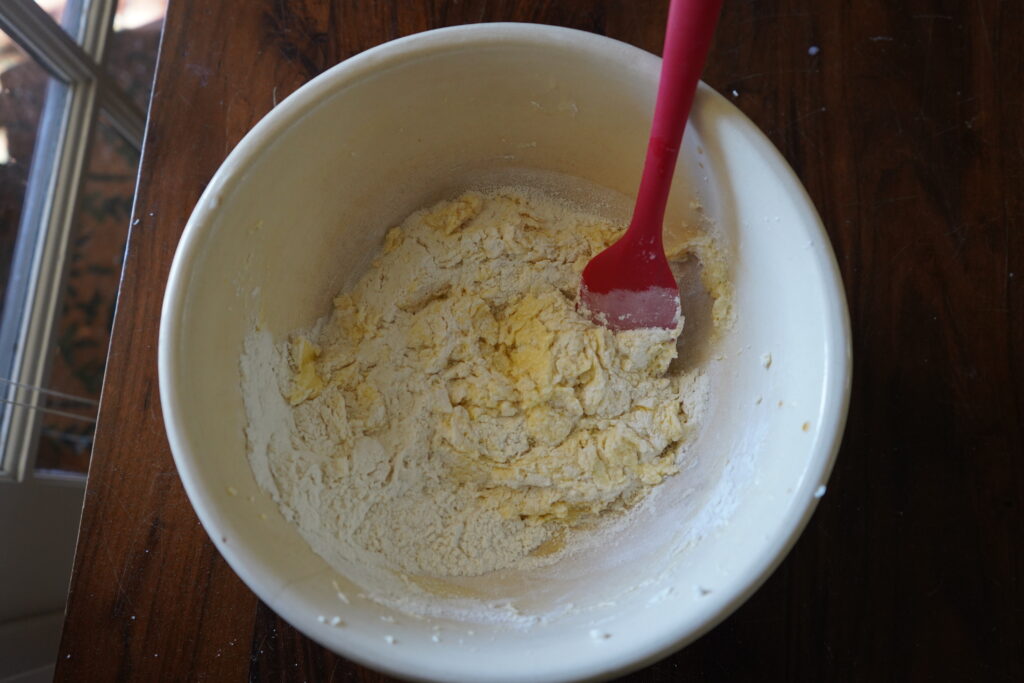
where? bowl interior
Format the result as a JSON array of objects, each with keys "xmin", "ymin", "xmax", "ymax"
[{"xmin": 160, "ymin": 24, "xmax": 849, "ymax": 682}]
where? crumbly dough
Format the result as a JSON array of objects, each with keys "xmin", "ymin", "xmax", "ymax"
[{"xmin": 266, "ymin": 189, "xmax": 704, "ymax": 578}]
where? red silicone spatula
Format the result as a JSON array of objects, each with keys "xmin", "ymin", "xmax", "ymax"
[{"xmin": 579, "ymin": 0, "xmax": 723, "ymax": 330}]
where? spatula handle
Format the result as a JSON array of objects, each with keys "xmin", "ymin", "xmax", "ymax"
[{"xmin": 630, "ymin": 0, "xmax": 724, "ymax": 246}]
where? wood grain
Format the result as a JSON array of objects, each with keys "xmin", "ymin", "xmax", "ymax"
[{"xmin": 56, "ymin": 0, "xmax": 1022, "ymax": 680}]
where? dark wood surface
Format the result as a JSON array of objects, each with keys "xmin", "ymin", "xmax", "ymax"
[{"xmin": 56, "ymin": 1, "xmax": 1022, "ymax": 680}]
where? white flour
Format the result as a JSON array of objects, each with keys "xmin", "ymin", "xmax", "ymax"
[{"xmin": 241, "ymin": 188, "xmax": 721, "ymax": 613}]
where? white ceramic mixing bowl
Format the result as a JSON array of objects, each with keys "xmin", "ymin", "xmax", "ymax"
[{"xmin": 159, "ymin": 23, "xmax": 850, "ymax": 683}]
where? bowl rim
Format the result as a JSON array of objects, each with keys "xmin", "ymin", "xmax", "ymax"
[{"xmin": 158, "ymin": 21, "xmax": 852, "ymax": 683}]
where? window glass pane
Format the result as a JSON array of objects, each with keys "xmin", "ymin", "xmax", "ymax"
[
  {"xmin": 36, "ymin": 1, "xmax": 67, "ymax": 27},
  {"xmin": 35, "ymin": 110, "xmax": 137, "ymax": 474},
  {"xmin": 113, "ymin": 0, "xmax": 166, "ymax": 34},
  {"xmin": 109, "ymin": 0, "xmax": 165, "ymax": 111},
  {"xmin": 0, "ymin": 37, "xmax": 49, "ymax": 325}
]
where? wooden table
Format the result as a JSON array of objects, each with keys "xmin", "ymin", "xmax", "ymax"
[{"xmin": 56, "ymin": 1, "xmax": 1022, "ymax": 680}]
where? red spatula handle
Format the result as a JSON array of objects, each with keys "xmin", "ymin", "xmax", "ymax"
[{"xmin": 628, "ymin": 0, "xmax": 724, "ymax": 249}]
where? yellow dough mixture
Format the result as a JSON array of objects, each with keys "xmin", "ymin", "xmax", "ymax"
[{"xmin": 250, "ymin": 189, "xmax": 712, "ymax": 580}]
